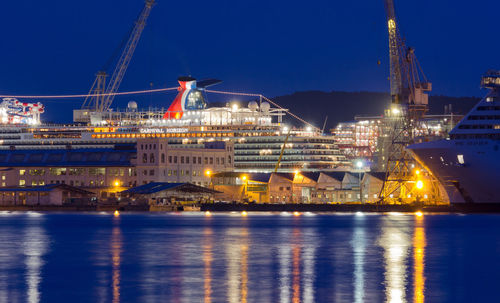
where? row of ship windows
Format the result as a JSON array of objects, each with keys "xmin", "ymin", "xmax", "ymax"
[
  {"xmin": 467, "ymin": 115, "xmax": 500, "ymax": 120},
  {"xmin": 451, "ymin": 134, "xmax": 500, "ymax": 139},
  {"xmin": 477, "ymin": 106, "xmax": 500, "ymax": 111},
  {"xmin": 458, "ymin": 125, "xmax": 500, "ymax": 129}
]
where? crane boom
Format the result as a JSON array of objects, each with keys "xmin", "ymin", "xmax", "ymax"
[
  {"xmin": 101, "ymin": 0, "xmax": 155, "ymax": 111},
  {"xmin": 384, "ymin": 0, "xmax": 402, "ymax": 104}
]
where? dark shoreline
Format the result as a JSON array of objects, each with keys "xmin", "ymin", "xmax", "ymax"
[
  {"xmin": 2, "ymin": 203, "xmax": 500, "ymax": 213},
  {"xmin": 201, "ymin": 203, "xmax": 500, "ymax": 214}
]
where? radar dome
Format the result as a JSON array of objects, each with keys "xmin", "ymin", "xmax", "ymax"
[
  {"xmin": 261, "ymin": 101, "xmax": 270, "ymax": 112},
  {"xmin": 248, "ymin": 101, "xmax": 259, "ymax": 111},
  {"xmin": 127, "ymin": 101, "xmax": 138, "ymax": 111}
]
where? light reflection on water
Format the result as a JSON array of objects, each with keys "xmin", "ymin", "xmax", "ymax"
[{"xmin": 0, "ymin": 213, "xmax": 499, "ymax": 302}]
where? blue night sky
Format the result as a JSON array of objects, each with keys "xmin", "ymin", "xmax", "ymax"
[{"xmin": 0, "ymin": 0, "xmax": 498, "ymax": 120}]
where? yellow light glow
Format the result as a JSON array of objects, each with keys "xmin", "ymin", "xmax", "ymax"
[
  {"xmin": 205, "ymin": 170, "xmax": 212, "ymax": 177},
  {"xmin": 241, "ymin": 211, "xmax": 248, "ymax": 217},
  {"xmin": 415, "ymin": 211, "xmax": 423, "ymax": 217},
  {"xmin": 294, "ymin": 170, "xmax": 300, "ymax": 175},
  {"xmin": 114, "ymin": 180, "xmax": 120, "ymax": 187},
  {"xmin": 388, "ymin": 19, "xmax": 396, "ymax": 30},
  {"xmin": 114, "ymin": 210, "xmax": 120, "ymax": 217},
  {"xmin": 415, "ymin": 170, "xmax": 420, "ymax": 175},
  {"xmin": 293, "ymin": 211, "xmax": 301, "ymax": 217},
  {"xmin": 416, "ymin": 180, "xmax": 424, "ymax": 190},
  {"xmin": 205, "ymin": 211, "xmax": 211, "ymax": 217},
  {"xmin": 242, "ymin": 175, "xmax": 247, "ymax": 181}
]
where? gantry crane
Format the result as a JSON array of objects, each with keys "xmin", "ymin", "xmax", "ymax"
[
  {"xmin": 379, "ymin": 0, "xmax": 443, "ymax": 204},
  {"xmin": 81, "ymin": 0, "xmax": 155, "ymax": 113}
]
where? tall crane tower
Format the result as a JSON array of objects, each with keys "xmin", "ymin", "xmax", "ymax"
[
  {"xmin": 80, "ymin": 0, "xmax": 155, "ymax": 115},
  {"xmin": 379, "ymin": 0, "xmax": 442, "ymax": 204}
]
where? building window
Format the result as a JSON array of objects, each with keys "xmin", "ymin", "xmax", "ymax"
[
  {"xmin": 150, "ymin": 153, "xmax": 155, "ymax": 163},
  {"xmin": 181, "ymin": 156, "xmax": 184, "ymax": 164},
  {"xmin": 181, "ymin": 170, "xmax": 184, "ymax": 176},
  {"xmin": 216, "ymin": 158, "xmax": 220, "ymax": 165},
  {"xmin": 186, "ymin": 157, "xmax": 189, "ymax": 164},
  {"xmin": 186, "ymin": 170, "xmax": 190, "ymax": 176},
  {"xmin": 221, "ymin": 158, "xmax": 225, "ymax": 165},
  {"xmin": 204, "ymin": 157, "xmax": 208, "ymax": 164},
  {"xmin": 210, "ymin": 157, "xmax": 213, "ymax": 165},
  {"xmin": 168, "ymin": 170, "xmax": 172, "ymax": 176},
  {"xmin": 142, "ymin": 154, "xmax": 147, "ymax": 163},
  {"xmin": 174, "ymin": 156, "xmax": 177, "ymax": 164},
  {"xmin": 169, "ymin": 156, "xmax": 172, "ymax": 163},
  {"xmin": 228, "ymin": 156, "xmax": 232, "ymax": 164},
  {"xmin": 19, "ymin": 180, "xmax": 25, "ymax": 186},
  {"xmin": 161, "ymin": 154, "xmax": 165, "ymax": 163},
  {"xmin": 193, "ymin": 157, "xmax": 196, "ymax": 164},
  {"xmin": 149, "ymin": 170, "xmax": 154, "ymax": 176},
  {"xmin": 198, "ymin": 157, "xmax": 201, "ymax": 164},
  {"xmin": 19, "ymin": 170, "xmax": 26, "ymax": 176},
  {"xmin": 173, "ymin": 170, "xmax": 177, "ymax": 176}
]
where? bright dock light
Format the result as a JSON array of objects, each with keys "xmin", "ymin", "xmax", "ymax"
[
  {"xmin": 415, "ymin": 211, "xmax": 423, "ymax": 217},
  {"xmin": 416, "ymin": 180, "xmax": 424, "ymax": 190},
  {"xmin": 114, "ymin": 210, "xmax": 120, "ymax": 217},
  {"xmin": 241, "ymin": 211, "xmax": 248, "ymax": 217},
  {"xmin": 293, "ymin": 211, "xmax": 301, "ymax": 217},
  {"xmin": 205, "ymin": 211, "xmax": 212, "ymax": 217}
]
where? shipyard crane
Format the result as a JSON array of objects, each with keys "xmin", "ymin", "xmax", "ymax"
[
  {"xmin": 81, "ymin": 0, "xmax": 155, "ymax": 113},
  {"xmin": 378, "ymin": 0, "xmax": 443, "ymax": 204}
]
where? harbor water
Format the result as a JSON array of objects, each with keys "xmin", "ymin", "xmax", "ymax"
[{"xmin": 0, "ymin": 212, "xmax": 499, "ymax": 302}]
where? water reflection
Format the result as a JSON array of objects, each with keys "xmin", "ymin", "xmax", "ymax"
[
  {"xmin": 23, "ymin": 215, "xmax": 48, "ymax": 303},
  {"xmin": 111, "ymin": 224, "xmax": 122, "ymax": 303},
  {"xmin": 279, "ymin": 224, "xmax": 317, "ymax": 303},
  {"xmin": 413, "ymin": 216, "xmax": 426, "ymax": 303},
  {"xmin": 225, "ymin": 227, "xmax": 249, "ymax": 303},
  {"xmin": 203, "ymin": 227, "xmax": 213, "ymax": 303},
  {"xmin": 379, "ymin": 216, "xmax": 411, "ymax": 303},
  {"xmin": 278, "ymin": 229, "xmax": 291, "ymax": 303},
  {"xmin": 352, "ymin": 215, "xmax": 366, "ymax": 303},
  {"xmin": 292, "ymin": 229, "xmax": 301, "ymax": 303}
]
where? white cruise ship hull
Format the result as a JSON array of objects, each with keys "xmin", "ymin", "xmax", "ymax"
[{"xmin": 408, "ymin": 139, "xmax": 500, "ymax": 203}]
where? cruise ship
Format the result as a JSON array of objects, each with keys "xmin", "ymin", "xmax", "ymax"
[
  {"xmin": 408, "ymin": 72, "xmax": 500, "ymax": 203},
  {"xmin": 0, "ymin": 77, "xmax": 349, "ymax": 173}
]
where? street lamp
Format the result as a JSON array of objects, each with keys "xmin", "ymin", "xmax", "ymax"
[
  {"xmin": 355, "ymin": 160, "xmax": 364, "ymax": 203},
  {"xmin": 205, "ymin": 169, "xmax": 212, "ymax": 189},
  {"xmin": 242, "ymin": 175, "xmax": 248, "ymax": 201},
  {"xmin": 292, "ymin": 170, "xmax": 300, "ymax": 203}
]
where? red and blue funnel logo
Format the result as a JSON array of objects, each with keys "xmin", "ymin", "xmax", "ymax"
[{"xmin": 163, "ymin": 77, "xmax": 221, "ymax": 120}]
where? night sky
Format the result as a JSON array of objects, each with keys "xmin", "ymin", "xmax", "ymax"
[{"xmin": 0, "ymin": 0, "xmax": 498, "ymax": 121}]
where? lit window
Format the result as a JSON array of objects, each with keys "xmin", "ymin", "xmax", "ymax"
[
  {"xmin": 19, "ymin": 170, "xmax": 26, "ymax": 176},
  {"xmin": 19, "ymin": 180, "xmax": 25, "ymax": 186},
  {"xmin": 457, "ymin": 154, "xmax": 465, "ymax": 164}
]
